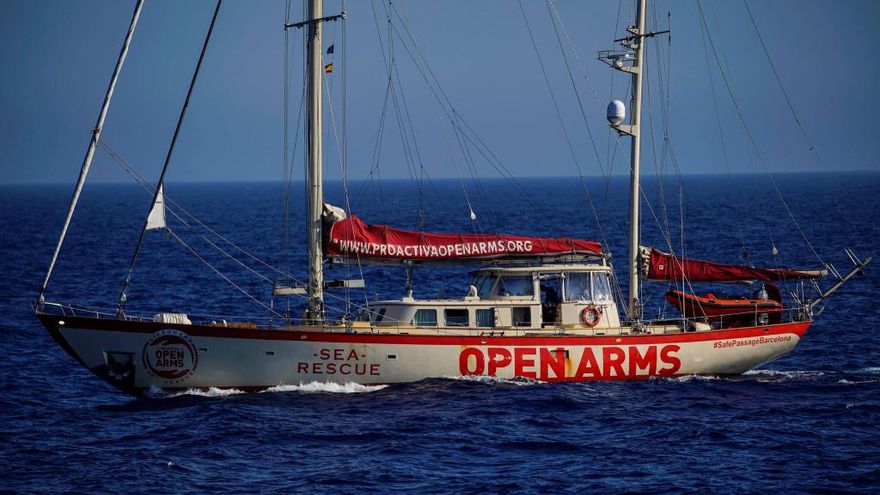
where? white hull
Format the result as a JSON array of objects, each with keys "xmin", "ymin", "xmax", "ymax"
[{"xmin": 38, "ymin": 313, "xmax": 809, "ymax": 394}]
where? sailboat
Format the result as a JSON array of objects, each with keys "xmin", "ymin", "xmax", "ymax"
[{"xmin": 34, "ymin": 0, "xmax": 870, "ymax": 395}]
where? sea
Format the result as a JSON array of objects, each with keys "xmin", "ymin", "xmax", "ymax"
[{"xmin": 1, "ymin": 173, "xmax": 878, "ymax": 493}]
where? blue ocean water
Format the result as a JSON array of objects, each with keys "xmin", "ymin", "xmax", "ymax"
[{"xmin": 1, "ymin": 173, "xmax": 879, "ymax": 493}]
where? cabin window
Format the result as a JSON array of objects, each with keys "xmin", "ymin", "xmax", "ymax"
[
  {"xmin": 495, "ymin": 276, "xmax": 534, "ymax": 297},
  {"xmin": 445, "ymin": 308, "xmax": 469, "ymax": 326},
  {"xmin": 592, "ymin": 273, "xmax": 612, "ymax": 301},
  {"xmin": 474, "ymin": 274, "xmax": 496, "ymax": 298},
  {"xmin": 564, "ymin": 273, "xmax": 591, "ymax": 301},
  {"xmin": 411, "ymin": 309, "xmax": 437, "ymax": 326},
  {"xmin": 374, "ymin": 308, "xmax": 387, "ymax": 323},
  {"xmin": 512, "ymin": 307, "xmax": 532, "ymax": 327},
  {"xmin": 476, "ymin": 308, "xmax": 494, "ymax": 327}
]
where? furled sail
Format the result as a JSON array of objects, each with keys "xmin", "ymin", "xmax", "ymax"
[
  {"xmin": 324, "ymin": 211, "xmax": 603, "ymax": 263},
  {"xmin": 642, "ymin": 247, "xmax": 826, "ymax": 282}
]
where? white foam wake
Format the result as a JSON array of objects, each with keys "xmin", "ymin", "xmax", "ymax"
[
  {"xmin": 170, "ymin": 387, "xmax": 246, "ymax": 398},
  {"xmin": 667, "ymin": 374, "xmax": 720, "ymax": 383},
  {"xmin": 262, "ymin": 381, "xmax": 388, "ymax": 394},
  {"xmin": 143, "ymin": 386, "xmax": 247, "ymax": 399},
  {"xmin": 837, "ymin": 379, "xmax": 878, "ymax": 385},
  {"xmin": 442, "ymin": 375, "xmax": 542, "ymax": 386},
  {"xmin": 742, "ymin": 369, "xmax": 826, "ymax": 380}
]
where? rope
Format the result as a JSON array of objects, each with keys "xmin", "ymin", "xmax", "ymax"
[
  {"xmin": 165, "ymin": 227, "xmax": 284, "ymax": 319},
  {"xmin": 695, "ymin": 0, "xmax": 825, "ymax": 267},
  {"xmin": 118, "ymin": 0, "xmax": 224, "ymax": 313},
  {"xmin": 544, "ymin": 0, "xmax": 608, "ymax": 178},
  {"xmin": 518, "ymin": 1, "xmax": 609, "ymax": 250},
  {"xmin": 385, "ymin": 3, "xmax": 536, "ymax": 206},
  {"xmin": 743, "ymin": 0, "xmax": 822, "ymax": 166},
  {"xmin": 101, "ymin": 141, "xmax": 390, "ymax": 322}
]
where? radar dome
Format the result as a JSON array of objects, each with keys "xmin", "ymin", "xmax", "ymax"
[{"xmin": 607, "ymin": 100, "xmax": 625, "ymax": 125}]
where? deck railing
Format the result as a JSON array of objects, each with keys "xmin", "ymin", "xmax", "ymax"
[{"xmin": 33, "ymin": 299, "xmax": 808, "ymax": 336}]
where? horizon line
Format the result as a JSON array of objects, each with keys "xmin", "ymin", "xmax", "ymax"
[{"xmin": 2, "ymin": 169, "xmax": 877, "ymax": 186}]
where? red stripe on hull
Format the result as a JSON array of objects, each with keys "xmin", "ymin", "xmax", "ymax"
[{"xmin": 37, "ymin": 312, "xmax": 809, "ymax": 346}]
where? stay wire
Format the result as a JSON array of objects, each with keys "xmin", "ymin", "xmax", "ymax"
[
  {"xmin": 279, "ymin": 0, "xmax": 293, "ymax": 315},
  {"xmin": 117, "ymin": 0, "xmax": 224, "ymax": 314},
  {"xmin": 743, "ymin": 0, "xmax": 822, "ymax": 167},
  {"xmin": 518, "ymin": 0, "xmax": 609, "ymax": 251},
  {"xmin": 165, "ymin": 227, "xmax": 285, "ymax": 319},
  {"xmin": 695, "ymin": 0, "xmax": 824, "ymax": 267},
  {"xmin": 103, "ymin": 139, "xmax": 379, "ymax": 320},
  {"xmin": 386, "ymin": 3, "xmax": 536, "ymax": 205},
  {"xmin": 742, "ymin": 0, "xmax": 862, "ymax": 239},
  {"xmin": 545, "ymin": 0, "xmax": 608, "ymax": 178},
  {"xmin": 394, "ymin": 1, "xmax": 483, "ymax": 229}
]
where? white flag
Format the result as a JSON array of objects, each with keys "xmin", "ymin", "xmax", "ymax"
[{"xmin": 146, "ymin": 185, "xmax": 166, "ymax": 230}]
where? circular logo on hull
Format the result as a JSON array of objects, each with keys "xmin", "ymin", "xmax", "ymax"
[{"xmin": 142, "ymin": 329, "xmax": 198, "ymax": 383}]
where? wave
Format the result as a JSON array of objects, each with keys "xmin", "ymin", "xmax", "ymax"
[
  {"xmin": 442, "ymin": 374, "xmax": 542, "ymax": 386},
  {"xmin": 855, "ymin": 367, "xmax": 880, "ymax": 375},
  {"xmin": 666, "ymin": 374, "xmax": 722, "ymax": 383},
  {"xmin": 158, "ymin": 387, "xmax": 247, "ymax": 398},
  {"xmin": 837, "ymin": 378, "xmax": 880, "ymax": 385},
  {"xmin": 262, "ymin": 382, "xmax": 388, "ymax": 394},
  {"xmin": 741, "ymin": 369, "xmax": 826, "ymax": 381}
]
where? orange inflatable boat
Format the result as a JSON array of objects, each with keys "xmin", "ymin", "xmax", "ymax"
[{"xmin": 666, "ymin": 284, "xmax": 783, "ymax": 326}]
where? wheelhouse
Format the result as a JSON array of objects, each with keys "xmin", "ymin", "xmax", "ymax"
[{"xmin": 360, "ymin": 264, "xmax": 621, "ymax": 331}]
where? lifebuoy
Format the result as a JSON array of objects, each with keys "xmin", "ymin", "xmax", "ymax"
[{"xmin": 580, "ymin": 305, "xmax": 603, "ymax": 327}]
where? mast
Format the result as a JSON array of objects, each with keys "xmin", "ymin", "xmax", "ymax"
[
  {"xmin": 626, "ymin": 0, "xmax": 647, "ymax": 322},
  {"xmin": 37, "ymin": 0, "xmax": 145, "ymax": 304},
  {"xmin": 306, "ymin": 0, "xmax": 325, "ymax": 322},
  {"xmin": 281, "ymin": 1, "xmax": 344, "ymax": 321},
  {"xmin": 601, "ymin": 0, "xmax": 649, "ymax": 322}
]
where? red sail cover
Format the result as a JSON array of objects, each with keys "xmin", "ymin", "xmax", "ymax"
[
  {"xmin": 325, "ymin": 215, "xmax": 603, "ymax": 262},
  {"xmin": 646, "ymin": 247, "xmax": 824, "ymax": 282}
]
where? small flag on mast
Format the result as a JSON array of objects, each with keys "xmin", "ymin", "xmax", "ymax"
[
  {"xmin": 326, "ymin": 44, "xmax": 334, "ymax": 54},
  {"xmin": 324, "ymin": 63, "xmax": 333, "ymax": 74}
]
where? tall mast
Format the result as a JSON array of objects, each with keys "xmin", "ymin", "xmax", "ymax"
[
  {"xmin": 306, "ymin": 0, "xmax": 325, "ymax": 321},
  {"xmin": 602, "ymin": 0, "xmax": 649, "ymax": 322},
  {"xmin": 626, "ymin": 0, "xmax": 647, "ymax": 322},
  {"xmin": 37, "ymin": 0, "xmax": 145, "ymax": 304}
]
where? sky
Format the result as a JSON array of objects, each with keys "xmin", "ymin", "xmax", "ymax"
[{"xmin": 1, "ymin": 0, "xmax": 879, "ymax": 185}]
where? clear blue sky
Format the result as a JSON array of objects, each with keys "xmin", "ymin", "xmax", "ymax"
[{"xmin": 1, "ymin": 0, "xmax": 878, "ymax": 184}]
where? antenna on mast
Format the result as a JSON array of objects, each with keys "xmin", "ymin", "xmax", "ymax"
[{"xmin": 597, "ymin": 0, "xmax": 649, "ymax": 324}]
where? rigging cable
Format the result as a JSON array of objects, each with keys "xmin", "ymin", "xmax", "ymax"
[
  {"xmin": 165, "ymin": 227, "xmax": 285, "ymax": 318},
  {"xmin": 697, "ymin": 7, "xmax": 783, "ymax": 280},
  {"xmin": 742, "ymin": 0, "xmax": 822, "ymax": 167},
  {"xmin": 742, "ymin": 0, "xmax": 862, "ymax": 241},
  {"xmin": 278, "ymin": 0, "xmax": 295, "ymax": 317},
  {"xmin": 517, "ymin": 1, "xmax": 610, "ymax": 253},
  {"xmin": 386, "ymin": 3, "xmax": 536, "ymax": 205},
  {"xmin": 545, "ymin": 0, "xmax": 608, "ymax": 179},
  {"xmin": 117, "ymin": 0, "xmax": 224, "ymax": 314},
  {"xmin": 103, "ymin": 139, "xmax": 382, "ymax": 321},
  {"xmin": 392, "ymin": 3, "xmax": 494, "ymax": 222},
  {"xmin": 366, "ymin": 1, "xmax": 424, "ymax": 226},
  {"xmin": 395, "ymin": 1, "xmax": 482, "ymax": 227},
  {"xmin": 323, "ymin": 5, "xmax": 369, "ymax": 316},
  {"xmin": 695, "ymin": 0, "xmax": 825, "ymax": 267}
]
